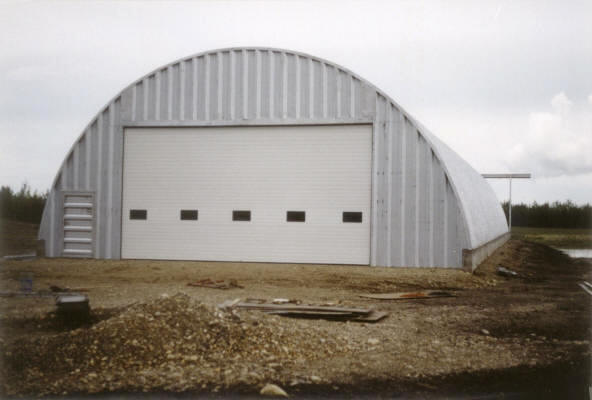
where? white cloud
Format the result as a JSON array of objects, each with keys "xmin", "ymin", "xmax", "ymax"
[
  {"xmin": 550, "ymin": 92, "xmax": 572, "ymax": 116},
  {"xmin": 506, "ymin": 92, "xmax": 592, "ymax": 178}
]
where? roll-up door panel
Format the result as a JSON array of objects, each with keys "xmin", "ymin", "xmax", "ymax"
[{"xmin": 121, "ymin": 125, "xmax": 371, "ymax": 264}]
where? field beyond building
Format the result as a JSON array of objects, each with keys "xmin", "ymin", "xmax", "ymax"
[{"xmin": 511, "ymin": 226, "xmax": 592, "ymax": 249}]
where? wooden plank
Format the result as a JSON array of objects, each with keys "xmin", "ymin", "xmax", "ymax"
[
  {"xmin": 221, "ymin": 299, "xmax": 388, "ymax": 323},
  {"xmin": 265, "ymin": 310, "xmax": 388, "ymax": 322},
  {"xmin": 353, "ymin": 310, "xmax": 389, "ymax": 322},
  {"xmin": 359, "ymin": 290, "xmax": 453, "ymax": 300},
  {"xmin": 266, "ymin": 311, "xmax": 358, "ymax": 318},
  {"xmin": 234, "ymin": 302, "xmax": 372, "ymax": 315},
  {"xmin": 266, "ymin": 309, "xmax": 388, "ymax": 322},
  {"xmin": 187, "ymin": 279, "xmax": 243, "ymax": 289}
]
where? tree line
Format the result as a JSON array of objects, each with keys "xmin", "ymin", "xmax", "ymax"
[
  {"xmin": 1, "ymin": 183, "xmax": 590, "ymax": 229},
  {"xmin": 0, "ymin": 184, "xmax": 47, "ymax": 224},
  {"xmin": 502, "ymin": 201, "xmax": 592, "ymax": 229}
]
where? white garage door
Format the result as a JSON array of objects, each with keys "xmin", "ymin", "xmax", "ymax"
[{"xmin": 121, "ymin": 125, "xmax": 372, "ymax": 264}]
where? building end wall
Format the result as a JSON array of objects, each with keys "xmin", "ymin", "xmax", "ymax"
[{"xmin": 462, "ymin": 231, "xmax": 511, "ymax": 272}]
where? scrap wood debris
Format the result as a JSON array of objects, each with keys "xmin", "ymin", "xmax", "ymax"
[
  {"xmin": 578, "ymin": 281, "xmax": 592, "ymax": 296},
  {"xmin": 359, "ymin": 290, "xmax": 454, "ymax": 301},
  {"xmin": 0, "ymin": 293, "xmax": 350, "ymax": 397},
  {"xmin": 187, "ymin": 278, "xmax": 243, "ymax": 289},
  {"xmin": 260, "ymin": 383, "xmax": 289, "ymax": 397},
  {"xmin": 219, "ymin": 299, "xmax": 388, "ymax": 322},
  {"xmin": 246, "ymin": 298, "xmax": 301, "ymax": 305},
  {"xmin": 497, "ymin": 266, "xmax": 519, "ymax": 278}
]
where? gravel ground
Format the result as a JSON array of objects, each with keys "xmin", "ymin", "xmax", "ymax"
[{"xmin": 0, "ymin": 239, "xmax": 590, "ymax": 398}]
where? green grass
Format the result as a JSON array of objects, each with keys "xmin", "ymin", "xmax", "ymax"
[{"xmin": 511, "ymin": 226, "xmax": 592, "ymax": 249}]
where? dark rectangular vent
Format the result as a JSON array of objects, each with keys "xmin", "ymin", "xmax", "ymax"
[
  {"xmin": 342, "ymin": 211, "xmax": 362, "ymax": 223},
  {"xmin": 233, "ymin": 210, "xmax": 251, "ymax": 221},
  {"xmin": 287, "ymin": 211, "xmax": 305, "ymax": 222},
  {"xmin": 180, "ymin": 210, "xmax": 198, "ymax": 220},
  {"xmin": 129, "ymin": 209, "xmax": 147, "ymax": 220}
]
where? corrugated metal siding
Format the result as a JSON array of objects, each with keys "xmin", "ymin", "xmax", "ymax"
[
  {"xmin": 38, "ymin": 47, "xmax": 499, "ymax": 267},
  {"xmin": 123, "ymin": 51, "xmax": 375, "ymax": 123},
  {"xmin": 419, "ymin": 129, "xmax": 508, "ymax": 248}
]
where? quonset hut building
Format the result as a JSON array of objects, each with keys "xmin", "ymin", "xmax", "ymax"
[{"xmin": 38, "ymin": 47, "xmax": 509, "ymax": 271}]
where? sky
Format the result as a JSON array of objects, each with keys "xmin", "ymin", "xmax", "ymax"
[{"xmin": 1, "ymin": 0, "xmax": 591, "ymax": 205}]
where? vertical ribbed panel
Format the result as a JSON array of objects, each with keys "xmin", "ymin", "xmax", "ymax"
[
  {"xmin": 373, "ymin": 95, "xmax": 388, "ymax": 265},
  {"xmin": 77, "ymin": 137, "xmax": 85, "ymax": 189},
  {"xmin": 39, "ymin": 48, "xmax": 479, "ymax": 267},
  {"xmin": 158, "ymin": 68, "xmax": 166, "ymax": 120},
  {"xmin": 72, "ymin": 145, "xmax": 79, "ymax": 189},
  {"xmin": 223, "ymin": 51, "xmax": 232, "ymax": 120},
  {"xmin": 267, "ymin": 51, "xmax": 274, "ymax": 119},
  {"xmin": 181, "ymin": 60, "xmax": 190, "ymax": 121},
  {"xmin": 109, "ymin": 98, "xmax": 123, "ymax": 259},
  {"xmin": 209, "ymin": 53, "xmax": 218, "ymax": 121},
  {"xmin": 171, "ymin": 64, "xmax": 180, "ymax": 121},
  {"xmin": 147, "ymin": 74, "xmax": 156, "ymax": 120},
  {"xmin": 286, "ymin": 53, "xmax": 296, "ymax": 118},
  {"xmin": 433, "ymin": 157, "xmax": 446, "ymax": 265},
  {"xmin": 84, "ymin": 129, "xmax": 91, "ymax": 190},
  {"xmin": 195, "ymin": 57, "xmax": 204, "ymax": 120},
  {"xmin": 94, "ymin": 114, "xmax": 103, "ymax": 256},
  {"xmin": 65, "ymin": 154, "xmax": 74, "ymax": 189},
  {"xmin": 417, "ymin": 135, "xmax": 429, "ymax": 266},
  {"xmin": 47, "ymin": 191, "xmax": 56, "ymax": 255},
  {"xmin": 403, "ymin": 120, "xmax": 416, "ymax": 266},
  {"xmin": 260, "ymin": 51, "xmax": 269, "ymax": 119}
]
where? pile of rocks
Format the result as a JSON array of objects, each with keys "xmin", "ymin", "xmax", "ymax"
[{"xmin": 1, "ymin": 293, "xmax": 348, "ymax": 396}]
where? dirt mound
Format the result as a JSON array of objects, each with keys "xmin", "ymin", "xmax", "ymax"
[{"xmin": 1, "ymin": 294, "xmax": 347, "ymax": 396}]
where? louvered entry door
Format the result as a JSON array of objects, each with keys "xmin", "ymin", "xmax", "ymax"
[{"xmin": 62, "ymin": 192, "xmax": 95, "ymax": 257}]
